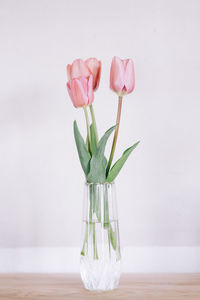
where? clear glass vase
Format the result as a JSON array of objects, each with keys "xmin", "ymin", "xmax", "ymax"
[{"xmin": 80, "ymin": 182, "xmax": 121, "ymax": 291}]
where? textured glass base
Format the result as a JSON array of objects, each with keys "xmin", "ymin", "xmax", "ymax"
[{"xmin": 80, "ymin": 256, "xmax": 121, "ymax": 291}]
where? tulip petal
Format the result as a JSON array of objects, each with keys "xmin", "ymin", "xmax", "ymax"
[
  {"xmin": 110, "ymin": 56, "xmax": 125, "ymax": 93},
  {"xmin": 85, "ymin": 58, "xmax": 101, "ymax": 90},
  {"xmin": 71, "ymin": 77, "xmax": 88, "ymax": 108},
  {"xmin": 122, "ymin": 59, "xmax": 129, "ymax": 69},
  {"xmin": 67, "ymin": 81, "xmax": 73, "ymax": 100},
  {"xmin": 85, "ymin": 58, "xmax": 98, "ymax": 74},
  {"xmin": 124, "ymin": 59, "xmax": 135, "ymax": 93},
  {"xmin": 71, "ymin": 59, "xmax": 90, "ymax": 79},
  {"xmin": 87, "ymin": 75, "xmax": 94, "ymax": 105},
  {"xmin": 94, "ymin": 61, "xmax": 101, "ymax": 90},
  {"xmin": 67, "ymin": 64, "xmax": 72, "ymax": 80}
]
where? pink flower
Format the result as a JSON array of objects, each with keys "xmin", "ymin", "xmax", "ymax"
[
  {"xmin": 67, "ymin": 59, "xmax": 90, "ymax": 81},
  {"xmin": 67, "ymin": 58, "xmax": 101, "ymax": 91},
  {"xmin": 85, "ymin": 58, "xmax": 101, "ymax": 91},
  {"xmin": 110, "ymin": 56, "xmax": 135, "ymax": 96},
  {"xmin": 67, "ymin": 75, "xmax": 94, "ymax": 108}
]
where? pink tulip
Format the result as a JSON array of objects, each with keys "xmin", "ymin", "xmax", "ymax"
[
  {"xmin": 67, "ymin": 75, "xmax": 94, "ymax": 108},
  {"xmin": 110, "ymin": 56, "xmax": 135, "ymax": 96},
  {"xmin": 85, "ymin": 58, "xmax": 101, "ymax": 90},
  {"xmin": 67, "ymin": 59, "xmax": 90, "ymax": 81},
  {"xmin": 67, "ymin": 58, "xmax": 101, "ymax": 91}
]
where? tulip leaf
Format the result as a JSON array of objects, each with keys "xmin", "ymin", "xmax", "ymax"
[
  {"xmin": 73, "ymin": 120, "xmax": 91, "ymax": 177},
  {"xmin": 90, "ymin": 123, "xmax": 97, "ymax": 154},
  {"xmin": 87, "ymin": 125, "xmax": 116, "ymax": 183},
  {"xmin": 106, "ymin": 141, "xmax": 140, "ymax": 183}
]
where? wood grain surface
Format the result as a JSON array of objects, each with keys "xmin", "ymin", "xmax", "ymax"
[{"xmin": 0, "ymin": 273, "xmax": 199, "ymax": 300}]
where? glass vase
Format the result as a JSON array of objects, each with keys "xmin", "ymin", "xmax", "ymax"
[{"xmin": 80, "ymin": 182, "xmax": 121, "ymax": 291}]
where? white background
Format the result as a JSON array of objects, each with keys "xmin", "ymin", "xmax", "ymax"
[{"xmin": 0, "ymin": 0, "xmax": 200, "ymax": 271}]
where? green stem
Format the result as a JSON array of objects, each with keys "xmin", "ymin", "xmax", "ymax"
[
  {"xmin": 89, "ymin": 186, "xmax": 93, "ymax": 234},
  {"xmin": 108, "ymin": 227, "xmax": 111, "ymax": 258},
  {"xmin": 89, "ymin": 186, "xmax": 98, "ymax": 260},
  {"xmin": 81, "ymin": 222, "xmax": 88, "ymax": 256},
  {"xmin": 89, "ymin": 104, "xmax": 98, "ymax": 145},
  {"xmin": 83, "ymin": 106, "xmax": 92, "ymax": 155},
  {"xmin": 93, "ymin": 223, "xmax": 95, "ymax": 258},
  {"xmin": 106, "ymin": 96, "xmax": 123, "ymax": 176},
  {"xmin": 81, "ymin": 186, "xmax": 100, "ymax": 259},
  {"xmin": 116, "ymin": 243, "xmax": 121, "ymax": 261},
  {"xmin": 93, "ymin": 223, "xmax": 98, "ymax": 259},
  {"xmin": 104, "ymin": 185, "xmax": 109, "ymax": 228}
]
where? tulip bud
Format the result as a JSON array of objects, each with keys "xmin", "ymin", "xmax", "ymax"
[
  {"xmin": 67, "ymin": 75, "xmax": 94, "ymax": 108},
  {"xmin": 67, "ymin": 59, "xmax": 90, "ymax": 81},
  {"xmin": 85, "ymin": 58, "xmax": 101, "ymax": 91},
  {"xmin": 67, "ymin": 58, "xmax": 101, "ymax": 91},
  {"xmin": 110, "ymin": 56, "xmax": 135, "ymax": 96}
]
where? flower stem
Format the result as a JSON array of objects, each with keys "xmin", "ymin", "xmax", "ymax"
[
  {"xmin": 83, "ymin": 106, "xmax": 92, "ymax": 155},
  {"xmin": 108, "ymin": 227, "xmax": 111, "ymax": 258},
  {"xmin": 106, "ymin": 96, "xmax": 123, "ymax": 176},
  {"xmin": 89, "ymin": 104, "xmax": 98, "ymax": 146}
]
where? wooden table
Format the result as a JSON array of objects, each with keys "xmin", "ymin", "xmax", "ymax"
[{"xmin": 0, "ymin": 274, "xmax": 199, "ymax": 299}]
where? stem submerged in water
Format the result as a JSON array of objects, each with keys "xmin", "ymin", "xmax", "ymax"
[
  {"xmin": 89, "ymin": 185, "xmax": 98, "ymax": 260},
  {"xmin": 81, "ymin": 184, "xmax": 119, "ymax": 260}
]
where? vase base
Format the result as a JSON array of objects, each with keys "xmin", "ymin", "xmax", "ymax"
[
  {"xmin": 83, "ymin": 285, "xmax": 119, "ymax": 292},
  {"xmin": 80, "ymin": 256, "xmax": 121, "ymax": 291}
]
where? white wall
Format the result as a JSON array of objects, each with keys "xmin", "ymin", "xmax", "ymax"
[{"xmin": 0, "ymin": 0, "xmax": 200, "ymax": 260}]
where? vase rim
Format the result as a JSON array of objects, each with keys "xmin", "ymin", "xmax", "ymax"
[{"xmin": 85, "ymin": 181, "xmax": 115, "ymax": 186}]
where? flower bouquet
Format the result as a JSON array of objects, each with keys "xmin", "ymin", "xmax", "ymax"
[{"xmin": 66, "ymin": 56, "xmax": 139, "ymax": 291}]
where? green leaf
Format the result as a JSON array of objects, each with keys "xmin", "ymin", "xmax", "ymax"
[
  {"xmin": 106, "ymin": 141, "xmax": 140, "ymax": 182},
  {"xmin": 87, "ymin": 125, "xmax": 116, "ymax": 183},
  {"xmin": 73, "ymin": 120, "xmax": 91, "ymax": 176},
  {"xmin": 90, "ymin": 123, "xmax": 97, "ymax": 154}
]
